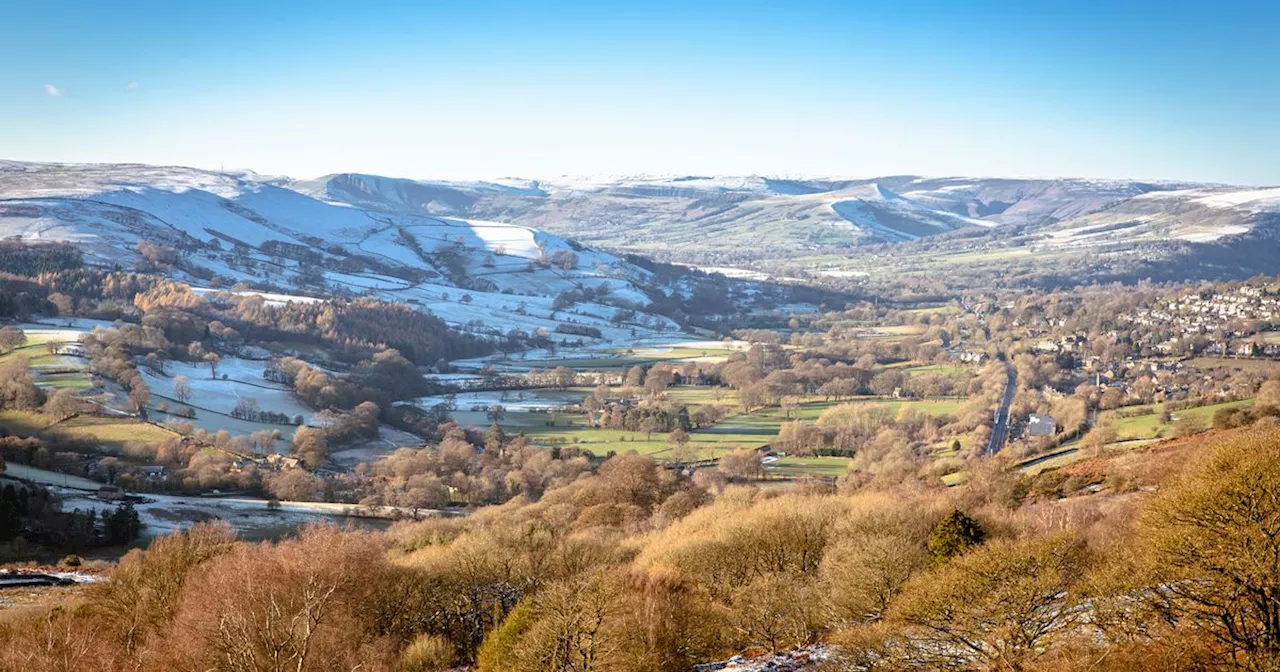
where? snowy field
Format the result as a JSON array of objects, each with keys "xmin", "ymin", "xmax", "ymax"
[
  {"xmin": 415, "ymin": 389, "xmax": 584, "ymax": 413},
  {"xmin": 141, "ymin": 358, "xmax": 314, "ymax": 423},
  {"xmin": 0, "ymin": 161, "xmax": 689, "ymax": 357},
  {"xmin": 2, "ymin": 463, "xmax": 102, "ymax": 490},
  {"xmin": 4, "ymin": 464, "xmax": 435, "ymax": 539},
  {"xmin": 191, "ymin": 287, "xmax": 323, "ymax": 306},
  {"xmin": 19, "ymin": 318, "xmax": 123, "ymax": 336}
]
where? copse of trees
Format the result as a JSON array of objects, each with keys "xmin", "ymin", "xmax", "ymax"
[
  {"xmin": 0, "ymin": 241, "xmax": 82, "ymax": 277},
  {"xmin": 0, "ymin": 356, "xmax": 44, "ymax": 411},
  {"xmin": 230, "ymin": 294, "xmax": 493, "ymax": 365},
  {"xmin": 22, "ymin": 268, "xmax": 493, "ymax": 373},
  {"xmin": 0, "ymin": 481, "xmax": 141, "ymax": 553},
  {"xmin": 269, "ymin": 356, "xmax": 418, "ymax": 418}
]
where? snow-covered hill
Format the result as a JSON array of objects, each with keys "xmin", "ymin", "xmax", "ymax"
[
  {"xmin": 296, "ymin": 172, "xmax": 1279, "ymax": 262},
  {"xmin": 0, "ymin": 161, "xmax": 680, "ymax": 347},
  {"xmin": 5, "ymin": 160, "xmax": 1276, "ymax": 293},
  {"xmin": 827, "ymin": 183, "xmax": 994, "ymax": 241}
]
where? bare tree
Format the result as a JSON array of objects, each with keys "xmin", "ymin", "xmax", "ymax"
[
  {"xmin": 202, "ymin": 353, "xmax": 221, "ymax": 379},
  {"xmin": 0, "ymin": 326, "xmax": 25, "ymax": 353},
  {"xmin": 172, "ymin": 375, "xmax": 192, "ymax": 404}
]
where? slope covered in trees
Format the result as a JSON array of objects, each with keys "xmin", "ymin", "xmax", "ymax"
[{"xmin": 5, "ymin": 423, "xmax": 1280, "ymax": 671}]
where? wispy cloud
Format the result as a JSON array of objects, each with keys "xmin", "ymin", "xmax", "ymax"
[
  {"xmin": 44, "ymin": 83, "xmax": 63, "ymax": 97},
  {"xmin": 126, "ymin": 81, "xmax": 139, "ymax": 91}
]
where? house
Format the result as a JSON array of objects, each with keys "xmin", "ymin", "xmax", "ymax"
[
  {"xmin": 1027, "ymin": 414, "xmax": 1057, "ymax": 437},
  {"xmin": 1034, "ymin": 340, "xmax": 1062, "ymax": 354},
  {"xmin": 97, "ymin": 485, "xmax": 124, "ymax": 501}
]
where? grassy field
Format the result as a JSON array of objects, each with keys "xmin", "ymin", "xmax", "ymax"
[
  {"xmin": 1185, "ymin": 357, "xmax": 1280, "ymax": 375},
  {"xmin": 886, "ymin": 362, "xmax": 969, "ymax": 376},
  {"xmin": 511, "ymin": 412, "xmax": 778, "ymax": 460},
  {"xmin": 629, "ymin": 345, "xmax": 741, "ymax": 361},
  {"xmin": 150, "ymin": 404, "xmax": 299, "ymax": 438},
  {"xmin": 812, "ymin": 398, "xmax": 966, "ymax": 418},
  {"xmin": 0, "ymin": 409, "xmax": 176, "ymax": 451},
  {"xmin": 491, "ymin": 393, "xmax": 966, "ymax": 467},
  {"xmin": 664, "ymin": 387, "xmax": 740, "ymax": 406},
  {"xmin": 766, "ymin": 456, "xmax": 851, "ymax": 478},
  {"xmin": 860, "ymin": 325, "xmax": 926, "ymax": 342},
  {"xmin": 441, "ymin": 382, "xmax": 967, "ymax": 478},
  {"xmin": 0, "ymin": 348, "xmax": 76, "ymax": 368},
  {"xmin": 36, "ymin": 372, "xmax": 93, "ymax": 390},
  {"xmin": 898, "ymin": 305, "xmax": 961, "ymax": 316},
  {"xmin": 1101, "ymin": 399, "xmax": 1253, "ymax": 440},
  {"xmin": 48, "ymin": 416, "xmax": 178, "ymax": 450},
  {"xmin": 0, "ymin": 409, "xmax": 53, "ymax": 435}
]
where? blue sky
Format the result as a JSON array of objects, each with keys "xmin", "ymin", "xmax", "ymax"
[{"xmin": 2, "ymin": 0, "xmax": 1277, "ymax": 183}]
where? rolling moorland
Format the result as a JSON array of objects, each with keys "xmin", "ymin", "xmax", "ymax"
[
  {"xmin": 1, "ymin": 161, "xmax": 1280, "ymax": 671},
  {"xmin": 297, "ymin": 172, "xmax": 1280, "ymax": 289}
]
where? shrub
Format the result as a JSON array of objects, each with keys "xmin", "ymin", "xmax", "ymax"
[
  {"xmin": 401, "ymin": 633, "xmax": 456, "ymax": 672},
  {"xmin": 927, "ymin": 509, "xmax": 985, "ymax": 565}
]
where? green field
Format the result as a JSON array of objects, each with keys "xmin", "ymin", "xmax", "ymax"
[
  {"xmin": 48, "ymin": 416, "xmax": 178, "ymax": 450},
  {"xmin": 1101, "ymin": 399, "xmax": 1253, "ymax": 440},
  {"xmin": 766, "ymin": 456, "xmax": 851, "ymax": 478},
  {"xmin": 1185, "ymin": 358, "xmax": 1280, "ymax": 375},
  {"xmin": 664, "ymin": 387, "xmax": 739, "ymax": 405},
  {"xmin": 0, "ymin": 409, "xmax": 53, "ymax": 435},
  {"xmin": 0, "ymin": 409, "xmax": 175, "ymax": 451},
  {"xmin": 494, "ymin": 394, "xmax": 965, "ymax": 465},
  {"xmin": 36, "ymin": 372, "xmax": 93, "ymax": 390},
  {"xmin": 898, "ymin": 305, "xmax": 962, "ymax": 316},
  {"xmin": 0, "ymin": 349, "xmax": 77, "ymax": 368},
  {"xmin": 811, "ymin": 398, "xmax": 966, "ymax": 418},
  {"xmin": 511, "ymin": 412, "xmax": 777, "ymax": 460},
  {"xmin": 861, "ymin": 325, "xmax": 926, "ymax": 342},
  {"xmin": 886, "ymin": 362, "xmax": 969, "ymax": 376},
  {"xmin": 629, "ymin": 345, "xmax": 741, "ymax": 361}
]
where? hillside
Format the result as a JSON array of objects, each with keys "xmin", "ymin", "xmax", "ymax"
[
  {"xmin": 0, "ymin": 161, "xmax": 693, "ymax": 349},
  {"xmin": 8, "ymin": 159, "xmax": 1279, "ymax": 301},
  {"xmin": 294, "ymin": 173, "xmax": 1280, "ymax": 269}
]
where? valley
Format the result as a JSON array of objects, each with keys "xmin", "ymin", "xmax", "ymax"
[
  {"xmin": 7, "ymin": 2, "xmax": 1280, "ymax": 669},
  {"xmin": 2, "ymin": 161, "xmax": 1280, "ymax": 672}
]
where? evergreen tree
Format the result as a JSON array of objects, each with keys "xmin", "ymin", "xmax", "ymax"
[
  {"xmin": 928, "ymin": 508, "xmax": 986, "ymax": 565},
  {"xmin": 0, "ymin": 484, "xmax": 21, "ymax": 541}
]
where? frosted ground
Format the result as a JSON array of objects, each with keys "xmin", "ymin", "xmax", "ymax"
[
  {"xmin": 0, "ymin": 162, "xmax": 684, "ymax": 355},
  {"xmin": 5, "ymin": 464, "xmax": 430, "ymax": 539},
  {"xmin": 140, "ymin": 357, "xmax": 314, "ymax": 423},
  {"xmin": 415, "ymin": 389, "xmax": 584, "ymax": 413}
]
